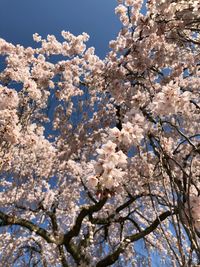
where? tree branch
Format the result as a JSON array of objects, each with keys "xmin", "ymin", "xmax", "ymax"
[
  {"xmin": 63, "ymin": 197, "xmax": 107, "ymax": 264},
  {"xmin": 64, "ymin": 197, "xmax": 107, "ymax": 243},
  {"xmin": 0, "ymin": 210, "xmax": 57, "ymax": 244},
  {"xmin": 96, "ymin": 210, "xmax": 175, "ymax": 267}
]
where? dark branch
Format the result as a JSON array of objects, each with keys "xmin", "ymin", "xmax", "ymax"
[
  {"xmin": 0, "ymin": 210, "xmax": 57, "ymax": 244},
  {"xmin": 96, "ymin": 210, "xmax": 175, "ymax": 267}
]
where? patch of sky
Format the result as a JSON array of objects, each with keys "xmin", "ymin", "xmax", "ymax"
[{"xmin": 0, "ymin": 0, "xmax": 121, "ymax": 59}]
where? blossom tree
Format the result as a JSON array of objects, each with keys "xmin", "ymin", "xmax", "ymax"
[{"xmin": 0, "ymin": 0, "xmax": 200, "ymax": 266}]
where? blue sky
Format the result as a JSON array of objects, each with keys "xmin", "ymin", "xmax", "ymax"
[{"xmin": 0, "ymin": 0, "xmax": 121, "ymax": 58}]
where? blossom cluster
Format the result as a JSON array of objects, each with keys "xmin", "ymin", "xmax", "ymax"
[
  {"xmin": 151, "ymin": 81, "xmax": 191, "ymax": 116},
  {"xmin": 0, "ymin": 86, "xmax": 20, "ymax": 144},
  {"xmin": 87, "ymin": 140, "xmax": 127, "ymax": 190}
]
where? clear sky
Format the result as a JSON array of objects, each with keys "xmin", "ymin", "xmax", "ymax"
[{"xmin": 0, "ymin": 0, "xmax": 121, "ymax": 58}]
